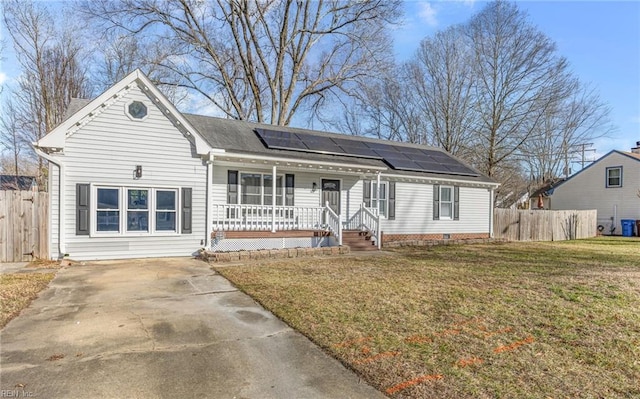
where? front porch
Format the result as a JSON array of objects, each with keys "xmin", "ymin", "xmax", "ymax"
[{"xmin": 210, "ymin": 203, "xmax": 380, "ymax": 252}]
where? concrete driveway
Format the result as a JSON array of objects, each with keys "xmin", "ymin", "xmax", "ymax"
[{"xmin": 0, "ymin": 258, "xmax": 385, "ymax": 398}]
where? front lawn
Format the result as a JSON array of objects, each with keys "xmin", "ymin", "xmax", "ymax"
[
  {"xmin": 0, "ymin": 272, "xmax": 55, "ymax": 328},
  {"xmin": 215, "ymin": 238, "xmax": 640, "ymax": 398}
]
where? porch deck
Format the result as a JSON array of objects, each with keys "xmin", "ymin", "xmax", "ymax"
[{"xmin": 211, "ymin": 203, "xmax": 381, "ymax": 249}]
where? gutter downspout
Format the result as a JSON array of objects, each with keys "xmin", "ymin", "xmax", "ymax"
[
  {"xmin": 206, "ymin": 153, "xmax": 214, "ymax": 248},
  {"xmin": 33, "ymin": 147, "xmax": 65, "ymax": 258}
]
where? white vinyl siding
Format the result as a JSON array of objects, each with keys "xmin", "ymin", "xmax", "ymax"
[
  {"xmin": 550, "ymin": 152, "xmax": 640, "ymax": 234},
  {"xmin": 380, "ymin": 183, "xmax": 491, "ymax": 235},
  {"xmin": 60, "ymin": 84, "xmax": 207, "ymax": 260}
]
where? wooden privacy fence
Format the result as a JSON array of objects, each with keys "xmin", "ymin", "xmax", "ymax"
[
  {"xmin": 493, "ymin": 209, "xmax": 597, "ymax": 241},
  {"xmin": 0, "ymin": 190, "xmax": 49, "ymax": 262}
]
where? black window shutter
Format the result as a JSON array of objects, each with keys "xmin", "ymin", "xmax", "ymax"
[
  {"xmin": 453, "ymin": 186, "xmax": 460, "ymax": 220},
  {"xmin": 433, "ymin": 184, "xmax": 440, "ymax": 220},
  {"xmin": 76, "ymin": 184, "xmax": 90, "ymax": 235},
  {"xmin": 285, "ymin": 174, "xmax": 295, "ymax": 206},
  {"xmin": 388, "ymin": 182, "xmax": 396, "ymax": 220},
  {"xmin": 182, "ymin": 188, "xmax": 192, "ymax": 234},
  {"xmin": 363, "ymin": 180, "xmax": 371, "ymax": 207},
  {"xmin": 227, "ymin": 170, "xmax": 238, "ymax": 204}
]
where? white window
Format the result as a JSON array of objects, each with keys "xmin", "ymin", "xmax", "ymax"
[
  {"xmin": 126, "ymin": 100, "xmax": 148, "ymax": 120},
  {"xmin": 93, "ymin": 186, "xmax": 179, "ymax": 235},
  {"xmin": 606, "ymin": 166, "xmax": 622, "ymax": 188},
  {"xmin": 97, "ymin": 188, "xmax": 120, "ymax": 232},
  {"xmin": 127, "ymin": 189, "xmax": 149, "ymax": 232},
  {"xmin": 240, "ymin": 173, "xmax": 283, "ymax": 205},
  {"xmin": 263, "ymin": 175, "xmax": 283, "ymax": 206},
  {"xmin": 156, "ymin": 190, "xmax": 177, "ymax": 232},
  {"xmin": 440, "ymin": 186, "xmax": 453, "ymax": 220},
  {"xmin": 370, "ymin": 181, "xmax": 388, "ymax": 217}
]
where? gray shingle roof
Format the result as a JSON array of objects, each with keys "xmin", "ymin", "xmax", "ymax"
[{"xmin": 64, "ymin": 98, "xmax": 495, "ymax": 183}]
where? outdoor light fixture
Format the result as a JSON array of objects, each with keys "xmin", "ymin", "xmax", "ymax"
[
  {"xmin": 135, "ymin": 165, "xmax": 142, "ymax": 179},
  {"xmin": 312, "ymin": 182, "xmax": 318, "ymax": 192}
]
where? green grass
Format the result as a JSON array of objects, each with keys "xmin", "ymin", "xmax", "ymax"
[{"xmin": 214, "ymin": 238, "xmax": 640, "ymax": 398}]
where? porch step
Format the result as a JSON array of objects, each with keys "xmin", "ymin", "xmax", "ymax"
[{"xmin": 342, "ymin": 231, "xmax": 378, "ymax": 251}]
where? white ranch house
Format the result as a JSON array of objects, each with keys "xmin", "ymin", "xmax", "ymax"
[{"xmin": 34, "ymin": 70, "xmax": 498, "ymax": 260}]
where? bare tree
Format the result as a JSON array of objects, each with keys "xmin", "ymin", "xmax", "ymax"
[
  {"xmin": 406, "ymin": 25, "xmax": 476, "ymax": 156},
  {"xmin": 336, "ymin": 69, "xmax": 424, "ymax": 142},
  {"xmin": 463, "ymin": 1, "xmax": 570, "ymax": 178},
  {"xmin": 2, "ymin": 0, "xmax": 93, "ymax": 185},
  {"xmin": 0, "ymin": 101, "xmax": 26, "ymax": 175},
  {"xmin": 522, "ymin": 80, "xmax": 612, "ymax": 183},
  {"xmin": 93, "ymin": 33, "xmax": 185, "ymax": 104},
  {"xmin": 83, "ymin": 0, "xmax": 401, "ymax": 125}
]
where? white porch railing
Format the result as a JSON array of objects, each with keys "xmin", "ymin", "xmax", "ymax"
[
  {"xmin": 212, "ymin": 203, "xmax": 383, "ymax": 248},
  {"xmin": 324, "ymin": 201, "xmax": 342, "ymax": 246},
  {"xmin": 213, "ymin": 204, "xmax": 325, "ymax": 231}
]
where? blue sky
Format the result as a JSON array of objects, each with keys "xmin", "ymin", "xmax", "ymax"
[
  {"xmin": 396, "ymin": 0, "xmax": 640, "ymax": 162},
  {"xmin": 1, "ymin": 1, "xmax": 638, "ymax": 166}
]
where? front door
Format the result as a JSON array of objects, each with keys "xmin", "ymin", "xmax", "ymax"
[{"xmin": 321, "ymin": 179, "xmax": 341, "ymax": 214}]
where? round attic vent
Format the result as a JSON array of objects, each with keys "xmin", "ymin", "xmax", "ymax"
[{"xmin": 128, "ymin": 101, "xmax": 147, "ymax": 119}]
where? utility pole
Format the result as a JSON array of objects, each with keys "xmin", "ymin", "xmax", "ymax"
[{"xmin": 573, "ymin": 142, "xmax": 596, "ymax": 170}]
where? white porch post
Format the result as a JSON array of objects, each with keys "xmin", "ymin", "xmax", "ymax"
[
  {"xmin": 376, "ymin": 172, "xmax": 382, "ymax": 250},
  {"xmin": 271, "ymin": 165, "xmax": 277, "ymax": 233},
  {"xmin": 206, "ymin": 153, "xmax": 214, "ymax": 247},
  {"xmin": 376, "ymin": 171, "xmax": 381, "ymax": 210}
]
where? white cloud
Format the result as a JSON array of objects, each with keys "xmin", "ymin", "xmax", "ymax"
[
  {"xmin": 0, "ymin": 72, "xmax": 6, "ymax": 85},
  {"xmin": 418, "ymin": 2, "xmax": 438, "ymax": 27}
]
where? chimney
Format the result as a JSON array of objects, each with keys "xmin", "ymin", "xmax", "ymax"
[{"xmin": 632, "ymin": 141, "xmax": 640, "ymax": 154}]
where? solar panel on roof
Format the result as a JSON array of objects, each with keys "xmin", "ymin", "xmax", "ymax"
[
  {"xmin": 302, "ymin": 135, "xmax": 346, "ymax": 154},
  {"xmin": 331, "ymin": 137, "xmax": 368, "ymax": 148},
  {"xmin": 256, "ymin": 129, "xmax": 308, "ymax": 150},
  {"xmin": 421, "ymin": 149, "xmax": 452, "ymax": 161},
  {"xmin": 373, "ymin": 149, "xmax": 411, "ymax": 160},
  {"xmin": 336, "ymin": 145, "xmax": 381, "ymax": 158},
  {"xmin": 255, "ymin": 128, "xmax": 480, "ymax": 177},
  {"xmin": 383, "ymin": 158, "xmax": 423, "ymax": 171},
  {"xmin": 365, "ymin": 141, "xmax": 394, "ymax": 151},
  {"xmin": 415, "ymin": 161, "xmax": 443, "ymax": 171},
  {"xmin": 330, "ymin": 137, "xmax": 379, "ymax": 158}
]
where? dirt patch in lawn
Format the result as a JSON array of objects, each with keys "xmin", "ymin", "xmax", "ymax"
[
  {"xmin": 1, "ymin": 273, "xmax": 55, "ymax": 328},
  {"xmin": 215, "ymin": 238, "xmax": 640, "ymax": 398}
]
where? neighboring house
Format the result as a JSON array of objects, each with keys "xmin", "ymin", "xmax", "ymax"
[
  {"xmin": 548, "ymin": 144, "xmax": 640, "ymax": 234},
  {"xmin": 528, "ymin": 178, "xmax": 565, "ymax": 210},
  {"xmin": 0, "ymin": 175, "xmax": 37, "ymax": 191},
  {"xmin": 33, "ymin": 70, "xmax": 499, "ymax": 261},
  {"xmin": 496, "ymin": 190, "xmax": 530, "ymax": 209}
]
